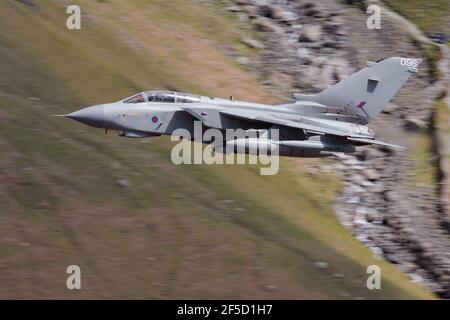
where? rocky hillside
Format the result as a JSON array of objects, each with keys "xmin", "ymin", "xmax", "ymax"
[{"xmin": 221, "ymin": 0, "xmax": 450, "ymax": 297}]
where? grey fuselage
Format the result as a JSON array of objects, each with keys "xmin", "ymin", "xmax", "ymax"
[
  {"xmin": 84, "ymin": 94, "xmax": 372, "ymax": 138},
  {"xmin": 67, "ymin": 90, "xmax": 374, "ymax": 158}
]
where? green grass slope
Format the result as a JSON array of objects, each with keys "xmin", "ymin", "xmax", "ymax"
[
  {"xmin": 0, "ymin": 0, "xmax": 434, "ymax": 299},
  {"xmin": 384, "ymin": 0, "xmax": 450, "ymax": 36}
]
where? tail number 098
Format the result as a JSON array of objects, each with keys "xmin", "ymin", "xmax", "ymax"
[{"xmin": 400, "ymin": 58, "xmax": 418, "ymax": 72}]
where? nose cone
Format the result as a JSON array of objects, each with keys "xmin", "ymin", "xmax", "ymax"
[{"xmin": 68, "ymin": 104, "xmax": 105, "ymax": 128}]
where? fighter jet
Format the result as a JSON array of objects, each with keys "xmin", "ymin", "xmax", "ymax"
[{"xmin": 61, "ymin": 57, "xmax": 422, "ymax": 158}]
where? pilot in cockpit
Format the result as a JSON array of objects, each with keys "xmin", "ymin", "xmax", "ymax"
[{"xmin": 122, "ymin": 91, "xmax": 201, "ymax": 104}]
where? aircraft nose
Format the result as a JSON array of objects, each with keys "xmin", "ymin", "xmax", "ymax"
[{"xmin": 68, "ymin": 104, "xmax": 105, "ymax": 128}]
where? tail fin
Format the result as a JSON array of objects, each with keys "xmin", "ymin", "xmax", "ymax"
[{"xmin": 293, "ymin": 57, "xmax": 422, "ymax": 122}]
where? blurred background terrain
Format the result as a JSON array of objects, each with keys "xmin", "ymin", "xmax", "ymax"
[{"xmin": 0, "ymin": 0, "xmax": 448, "ymax": 299}]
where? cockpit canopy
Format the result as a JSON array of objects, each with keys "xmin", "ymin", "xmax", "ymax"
[{"xmin": 123, "ymin": 90, "xmax": 201, "ymax": 104}]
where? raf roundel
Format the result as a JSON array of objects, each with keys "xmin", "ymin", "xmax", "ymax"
[{"xmin": 151, "ymin": 116, "xmax": 158, "ymax": 123}]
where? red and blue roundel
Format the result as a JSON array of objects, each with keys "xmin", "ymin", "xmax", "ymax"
[{"xmin": 151, "ymin": 116, "xmax": 158, "ymax": 123}]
